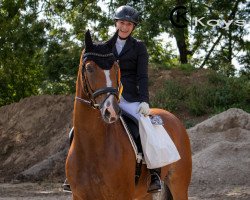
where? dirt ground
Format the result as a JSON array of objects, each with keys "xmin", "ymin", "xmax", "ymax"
[
  {"xmin": 0, "ymin": 182, "xmax": 249, "ymax": 200},
  {"xmin": 0, "ymin": 182, "xmax": 71, "ymax": 200}
]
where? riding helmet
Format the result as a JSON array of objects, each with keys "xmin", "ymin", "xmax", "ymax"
[{"xmin": 114, "ymin": 5, "xmax": 140, "ymax": 25}]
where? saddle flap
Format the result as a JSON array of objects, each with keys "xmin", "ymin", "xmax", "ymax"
[{"xmin": 121, "ymin": 109, "xmax": 138, "ymax": 126}]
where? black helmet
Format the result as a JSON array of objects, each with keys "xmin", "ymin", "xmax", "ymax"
[{"xmin": 114, "ymin": 5, "xmax": 139, "ymax": 25}]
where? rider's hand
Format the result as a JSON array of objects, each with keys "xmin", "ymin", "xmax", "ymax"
[{"xmin": 137, "ymin": 102, "xmax": 150, "ymax": 116}]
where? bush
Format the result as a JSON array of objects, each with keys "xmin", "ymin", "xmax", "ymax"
[
  {"xmin": 151, "ymin": 80, "xmax": 186, "ymax": 112},
  {"xmin": 207, "ymin": 72, "xmax": 250, "ymax": 112},
  {"xmin": 186, "ymin": 84, "xmax": 214, "ymax": 115},
  {"xmin": 151, "ymin": 70, "xmax": 250, "ymax": 116}
]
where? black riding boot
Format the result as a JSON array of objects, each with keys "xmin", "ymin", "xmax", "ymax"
[
  {"xmin": 147, "ymin": 168, "xmax": 162, "ymax": 193},
  {"xmin": 62, "ymin": 128, "xmax": 74, "ymax": 193}
]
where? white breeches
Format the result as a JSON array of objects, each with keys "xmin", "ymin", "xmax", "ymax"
[{"xmin": 119, "ymin": 96, "xmax": 140, "ymax": 120}]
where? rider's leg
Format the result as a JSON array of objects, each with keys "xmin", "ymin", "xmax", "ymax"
[
  {"xmin": 119, "ymin": 97, "xmax": 162, "ymax": 193},
  {"xmin": 63, "ymin": 127, "xmax": 74, "ymax": 193},
  {"xmin": 118, "ymin": 96, "xmax": 140, "ymax": 119}
]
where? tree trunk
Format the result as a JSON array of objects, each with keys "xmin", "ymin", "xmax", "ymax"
[
  {"xmin": 228, "ymin": 23, "xmax": 232, "ymax": 64},
  {"xmin": 173, "ymin": 0, "xmax": 191, "ymax": 64},
  {"xmin": 173, "ymin": 28, "xmax": 190, "ymax": 63},
  {"xmin": 199, "ymin": 0, "xmax": 241, "ymax": 68},
  {"xmin": 199, "ymin": 33, "xmax": 223, "ymax": 69}
]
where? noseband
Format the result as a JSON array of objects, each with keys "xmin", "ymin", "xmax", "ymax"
[{"xmin": 76, "ymin": 52, "xmax": 123, "ymax": 109}]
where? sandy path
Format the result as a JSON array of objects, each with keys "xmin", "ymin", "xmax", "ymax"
[
  {"xmin": 0, "ymin": 182, "xmax": 249, "ymax": 200},
  {"xmin": 0, "ymin": 182, "xmax": 71, "ymax": 200}
]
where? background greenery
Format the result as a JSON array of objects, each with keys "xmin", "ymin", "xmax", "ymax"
[
  {"xmin": 151, "ymin": 70, "xmax": 250, "ymax": 115},
  {"xmin": 0, "ymin": 0, "xmax": 249, "ymax": 118}
]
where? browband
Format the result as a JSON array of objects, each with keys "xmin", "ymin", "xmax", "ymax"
[{"xmin": 83, "ymin": 52, "xmax": 114, "ymax": 58}]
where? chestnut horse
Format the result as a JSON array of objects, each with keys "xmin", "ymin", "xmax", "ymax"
[{"xmin": 65, "ymin": 30, "xmax": 192, "ymax": 200}]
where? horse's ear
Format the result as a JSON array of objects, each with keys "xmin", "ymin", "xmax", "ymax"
[
  {"xmin": 85, "ymin": 29, "xmax": 93, "ymax": 52},
  {"xmin": 106, "ymin": 30, "xmax": 119, "ymax": 49}
]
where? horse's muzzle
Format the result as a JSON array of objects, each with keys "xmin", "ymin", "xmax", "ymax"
[{"xmin": 101, "ymin": 95, "xmax": 121, "ymax": 124}]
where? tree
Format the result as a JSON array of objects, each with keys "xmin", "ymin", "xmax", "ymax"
[
  {"xmin": 39, "ymin": 0, "xmax": 105, "ymax": 94},
  {"xmin": 193, "ymin": 0, "xmax": 249, "ymax": 76},
  {"xmin": 105, "ymin": 0, "xmax": 249, "ymax": 74},
  {"xmin": 0, "ymin": 0, "xmax": 47, "ymax": 105}
]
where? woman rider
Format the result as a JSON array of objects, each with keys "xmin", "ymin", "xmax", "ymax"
[{"xmin": 113, "ymin": 5, "xmax": 161, "ymax": 193}]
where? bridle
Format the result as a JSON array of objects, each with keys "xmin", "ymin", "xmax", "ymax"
[{"xmin": 76, "ymin": 52, "xmax": 123, "ymax": 109}]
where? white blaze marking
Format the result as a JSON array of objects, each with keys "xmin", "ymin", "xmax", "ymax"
[{"xmin": 104, "ymin": 70, "xmax": 112, "ymax": 87}]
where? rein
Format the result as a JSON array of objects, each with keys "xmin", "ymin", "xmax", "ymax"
[{"xmin": 76, "ymin": 52, "xmax": 123, "ymax": 109}]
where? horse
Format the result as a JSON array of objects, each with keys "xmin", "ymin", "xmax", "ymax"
[{"xmin": 65, "ymin": 30, "xmax": 192, "ymax": 200}]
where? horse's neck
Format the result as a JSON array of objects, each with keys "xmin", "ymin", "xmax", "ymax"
[
  {"xmin": 73, "ymin": 70, "xmax": 120, "ymax": 154},
  {"xmin": 73, "ymin": 98, "xmax": 109, "ymax": 142},
  {"xmin": 74, "ymin": 105, "xmax": 100, "ymax": 126},
  {"xmin": 73, "ymin": 107, "xmax": 122, "ymax": 165}
]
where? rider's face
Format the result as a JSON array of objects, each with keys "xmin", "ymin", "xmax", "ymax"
[{"xmin": 115, "ymin": 20, "xmax": 135, "ymax": 38}]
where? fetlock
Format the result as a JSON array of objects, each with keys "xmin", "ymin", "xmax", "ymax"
[{"xmin": 147, "ymin": 168, "xmax": 162, "ymax": 193}]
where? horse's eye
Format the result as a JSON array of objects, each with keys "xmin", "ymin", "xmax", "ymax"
[{"xmin": 86, "ymin": 65, "xmax": 94, "ymax": 73}]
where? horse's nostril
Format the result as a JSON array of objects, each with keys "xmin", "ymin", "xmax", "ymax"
[{"xmin": 110, "ymin": 117, "xmax": 116, "ymax": 122}]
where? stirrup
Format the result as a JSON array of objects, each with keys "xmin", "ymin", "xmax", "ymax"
[
  {"xmin": 62, "ymin": 179, "xmax": 72, "ymax": 193},
  {"xmin": 147, "ymin": 172, "xmax": 162, "ymax": 193}
]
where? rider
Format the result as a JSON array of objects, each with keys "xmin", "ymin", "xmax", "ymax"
[
  {"xmin": 113, "ymin": 5, "xmax": 161, "ymax": 193},
  {"xmin": 63, "ymin": 5, "xmax": 161, "ymax": 194}
]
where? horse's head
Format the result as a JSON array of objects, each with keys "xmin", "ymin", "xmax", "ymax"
[{"xmin": 79, "ymin": 30, "xmax": 122, "ymax": 124}]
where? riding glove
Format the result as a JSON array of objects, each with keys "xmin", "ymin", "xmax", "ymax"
[{"xmin": 137, "ymin": 102, "xmax": 150, "ymax": 116}]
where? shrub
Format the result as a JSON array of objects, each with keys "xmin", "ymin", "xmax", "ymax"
[
  {"xmin": 151, "ymin": 80, "xmax": 186, "ymax": 112},
  {"xmin": 151, "ymin": 70, "xmax": 250, "ymax": 116},
  {"xmin": 186, "ymin": 84, "xmax": 214, "ymax": 116}
]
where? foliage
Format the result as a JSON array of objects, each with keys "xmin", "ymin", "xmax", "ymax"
[
  {"xmin": 190, "ymin": 0, "xmax": 250, "ymax": 72},
  {"xmin": 151, "ymin": 80, "xmax": 186, "ymax": 111},
  {"xmin": 0, "ymin": 0, "xmax": 102, "ymax": 106},
  {"xmin": 108, "ymin": 0, "xmax": 249, "ymax": 72},
  {"xmin": 0, "ymin": 0, "xmax": 47, "ymax": 106},
  {"xmin": 151, "ymin": 70, "xmax": 250, "ymax": 116},
  {"xmin": 0, "ymin": 0, "xmax": 249, "ymax": 108}
]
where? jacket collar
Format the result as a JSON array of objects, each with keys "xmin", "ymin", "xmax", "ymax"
[{"xmin": 113, "ymin": 36, "xmax": 134, "ymax": 58}]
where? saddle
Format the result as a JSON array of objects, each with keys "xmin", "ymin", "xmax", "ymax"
[
  {"xmin": 120, "ymin": 109, "xmax": 164, "ymax": 154},
  {"xmin": 120, "ymin": 109, "xmax": 142, "ymax": 153}
]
